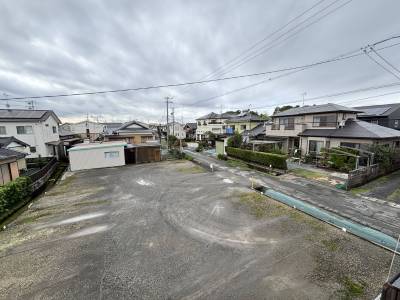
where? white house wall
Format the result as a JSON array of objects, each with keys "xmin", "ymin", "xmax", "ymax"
[
  {"xmin": 68, "ymin": 145, "xmax": 125, "ymax": 171},
  {"xmin": 0, "ymin": 115, "xmax": 60, "ymax": 158}
]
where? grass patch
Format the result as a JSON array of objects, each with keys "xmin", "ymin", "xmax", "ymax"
[
  {"xmin": 17, "ymin": 212, "xmax": 53, "ymax": 224},
  {"xmin": 321, "ymin": 239, "xmax": 339, "ymax": 252},
  {"xmin": 338, "ymin": 277, "xmax": 366, "ymax": 300},
  {"xmin": 387, "ymin": 187, "xmax": 400, "ymax": 201},
  {"xmin": 290, "ymin": 168, "xmax": 326, "ymax": 180},
  {"xmin": 177, "ymin": 165, "xmax": 205, "ymax": 174},
  {"xmin": 238, "ymin": 192, "xmax": 287, "ymax": 218},
  {"xmin": 350, "ymin": 186, "xmax": 370, "ymax": 195},
  {"xmin": 226, "ymin": 159, "xmax": 251, "ymax": 170},
  {"xmin": 73, "ymin": 199, "xmax": 111, "ymax": 207}
]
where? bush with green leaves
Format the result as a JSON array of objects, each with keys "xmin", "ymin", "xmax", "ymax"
[
  {"xmin": 329, "ymin": 147, "xmax": 358, "ymax": 172},
  {"xmin": 226, "ymin": 147, "xmax": 287, "ymax": 170},
  {"xmin": 227, "ymin": 132, "xmax": 243, "ymax": 148},
  {"xmin": 195, "ymin": 144, "xmax": 204, "ymax": 152},
  {"xmin": 217, "ymin": 154, "xmax": 228, "ymax": 160},
  {"xmin": 0, "ymin": 176, "xmax": 32, "ymax": 214},
  {"xmin": 368, "ymin": 144, "xmax": 396, "ymax": 171}
]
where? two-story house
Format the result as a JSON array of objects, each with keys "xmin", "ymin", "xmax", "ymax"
[
  {"xmin": 264, "ymin": 103, "xmax": 400, "ymax": 155},
  {"xmin": 354, "ymin": 103, "xmax": 400, "ymax": 130},
  {"xmin": 0, "ymin": 109, "xmax": 61, "ymax": 158},
  {"xmin": 225, "ymin": 111, "xmax": 266, "ymax": 134},
  {"xmin": 168, "ymin": 122, "xmax": 186, "ymax": 140},
  {"xmin": 195, "ymin": 112, "xmax": 235, "ymax": 140},
  {"xmin": 60, "ymin": 120, "xmax": 106, "ymax": 141},
  {"xmin": 104, "ymin": 120, "xmax": 156, "ymax": 144}
]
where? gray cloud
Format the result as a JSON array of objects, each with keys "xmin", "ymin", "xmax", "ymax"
[{"xmin": 0, "ymin": 0, "xmax": 399, "ymax": 123}]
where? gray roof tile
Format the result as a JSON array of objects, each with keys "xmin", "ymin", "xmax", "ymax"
[{"xmin": 273, "ymin": 103, "xmax": 362, "ymax": 117}]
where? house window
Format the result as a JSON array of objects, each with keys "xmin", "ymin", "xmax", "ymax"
[
  {"xmin": 280, "ymin": 117, "xmax": 294, "ymax": 130},
  {"xmin": 308, "ymin": 140, "xmax": 324, "ymax": 154},
  {"xmin": 0, "ymin": 126, "xmax": 6, "ymax": 135},
  {"xmin": 30, "ymin": 147, "xmax": 36, "ymax": 153},
  {"xmin": 240, "ymin": 125, "xmax": 246, "ymax": 130},
  {"xmin": 16, "ymin": 125, "xmax": 33, "ymax": 134},
  {"xmin": 313, "ymin": 114, "xmax": 336, "ymax": 127},
  {"xmin": 104, "ymin": 151, "xmax": 119, "ymax": 159},
  {"xmin": 395, "ymin": 120, "xmax": 399, "ymax": 128},
  {"xmin": 52, "ymin": 126, "xmax": 57, "ymax": 133},
  {"xmin": 395, "ymin": 141, "xmax": 400, "ymax": 148}
]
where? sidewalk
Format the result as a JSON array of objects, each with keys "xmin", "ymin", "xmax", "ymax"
[{"xmin": 185, "ymin": 150, "xmax": 400, "ymax": 238}]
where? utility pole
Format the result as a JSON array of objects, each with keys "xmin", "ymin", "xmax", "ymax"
[
  {"xmin": 165, "ymin": 96, "xmax": 173, "ymax": 149},
  {"xmin": 302, "ymin": 92, "xmax": 307, "ymax": 106},
  {"xmin": 172, "ymin": 106, "xmax": 175, "ymax": 137}
]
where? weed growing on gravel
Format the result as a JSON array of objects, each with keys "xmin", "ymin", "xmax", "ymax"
[{"xmin": 338, "ymin": 276, "xmax": 366, "ymax": 299}]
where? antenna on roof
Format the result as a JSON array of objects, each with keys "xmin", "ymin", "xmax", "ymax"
[{"xmin": 301, "ymin": 92, "xmax": 307, "ymax": 106}]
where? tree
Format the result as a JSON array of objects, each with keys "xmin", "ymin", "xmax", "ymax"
[
  {"xmin": 205, "ymin": 131, "xmax": 216, "ymax": 141},
  {"xmin": 168, "ymin": 135, "xmax": 177, "ymax": 147},
  {"xmin": 273, "ymin": 105, "xmax": 299, "ymax": 115},
  {"xmin": 227, "ymin": 132, "xmax": 243, "ymax": 148},
  {"xmin": 224, "ymin": 110, "xmax": 241, "ymax": 115}
]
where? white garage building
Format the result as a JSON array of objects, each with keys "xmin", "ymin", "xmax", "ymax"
[{"xmin": 68, "ymin": 142, "xmax": 127, "ymax": 171}]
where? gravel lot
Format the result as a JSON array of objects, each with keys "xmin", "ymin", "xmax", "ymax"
[{"xmin": 0, "ymin": 161, "xmax": 394, "ymax": 299}]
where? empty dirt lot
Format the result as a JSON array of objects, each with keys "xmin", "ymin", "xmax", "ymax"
[{"xmin": 0, "ymin": 161, "xmax": 394, "ymax": 299}]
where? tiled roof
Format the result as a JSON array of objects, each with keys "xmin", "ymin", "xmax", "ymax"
[
  {"xmin": 299, "ymin": 119, "xmax": 400, "ymax": 139},
  {"xmin": 0, "ymin": 136, "xmax": 30, "ymax": 147},
  {"xmin": 273, "ymin": 103, "xmax": 362, "ymax": 117},
  {"xmin": 196, "ymin": 112, "xmax": 236, "ymax": 120},
  {"xmin": 0, "ymin": 148, "xmax": 27, "ymax": 160},
  {"xmin": 354, "ymin": 103, "xmax": 400, "ymax": 117}
]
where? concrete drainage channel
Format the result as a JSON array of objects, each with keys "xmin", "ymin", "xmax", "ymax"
[
  {"xmin": 186, "ymin": 151, "xmax": 399, "ymax": 253},
  {"xmin": 255, "ymin": 185, "xmax": 399, "ymax": 253}
]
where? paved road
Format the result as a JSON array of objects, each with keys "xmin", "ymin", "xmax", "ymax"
[
  {"xmin": 0, "ymin": 161, "xmax": 392, "ymax": 299},
  {"xmin": 186, "ymin": 150, "xmax": 400, "ymax": 238}
]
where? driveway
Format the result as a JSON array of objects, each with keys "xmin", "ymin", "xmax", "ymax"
[
  {"xmin": 186, "ymin": 150, "xmax": 400, "ymax": 238},
  {"xmin": 0, "ymin": 161, "xmax": 393, "ymax": 299}
]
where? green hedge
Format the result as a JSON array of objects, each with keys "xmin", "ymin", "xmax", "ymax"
[
  {"xmin": 0, "ymin": 176, "xmax": 31, "ymax": 214},
  {"xmin": 226, "ymin": 147, "xmax": 287, "ymax": 170}
]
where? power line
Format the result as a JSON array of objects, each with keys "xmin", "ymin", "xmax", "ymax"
[
  {"xmin": 178, "ymin": 0, "xmax": 330, "ymax": 96},
  {"xmin": 185, "ymin": 41, "xmax": 400, "ymax": 107},
  {"xmin": 369, "ymin": 46, "xmax": 400, "ymax": 74},
  {"xmin": 200, "ymin": 0, "xmax": 330, "ymax": 81},
  {"xmin": 364, "ymin": 49, "xmax": 400, "ymax": 81},
  {"xmin": 208, "ymin": 0, "xmax": 353, "ymax": 79},
  {"xmin": 1, "ymin": 35, "xmax": 399, "ymax": 103},
  {"xmin": 249, "ymin": 82, "xmax": 400, "ymax": 110}
]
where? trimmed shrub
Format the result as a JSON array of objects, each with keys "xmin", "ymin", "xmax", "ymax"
[
  {"xmin": 226, "ymin": 147, "xmax": 287, "ymax": 170},
  {"xmin": 0, "ymin": 176, "xmax": 32, "ymax": 214}
]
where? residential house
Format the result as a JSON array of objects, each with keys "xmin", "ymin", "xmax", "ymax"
[
  {"xmin": 354, "ymin": 103, "xmax": 400, "ymax": 130},
  {"xmin": 264, "ymin": 103, "xmax": 400, "ymax": 155},
  {"xmin": 168, "ymin": 122, "xmax": 186, "ymax": 140},
  {"xmin": 195, "ymin": 112, "xmax": 235, "ymax": 140},
  {"xmin": 242, "ymin": 123, "xmax": 266, "ymax": 143},
  {"xmin": 60, "ymin": 120, "xmax": 105, "ymax": 141},
  {"xmin": 183, "ymin": 123, "xmax": 197, "ymax": 140},
  {"xmin": 101, "ymin": 122, "xmax": 123, "ymax": 135},
  {"xmin": 0, "ymin": 136, "xmax": 30, "ymax": 154},
  {"xmin": 104, "ymin": 120, "xmax": 156, "ymax": 144},
  {"xmin": 0, "ymin": 148, "xmax": 28, "ymax": 185},
  {"xmin": 0, "ymin": 109, "xmax": 61, "ymax": 158},
  {"xmin": 225, "ymin": 111, "xmax": 266, "ymax": 134}
]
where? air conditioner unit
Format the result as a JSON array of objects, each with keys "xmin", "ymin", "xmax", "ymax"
[{"xmin": 339, "ymin": 120, "xmax": 346, "ymax": 128}]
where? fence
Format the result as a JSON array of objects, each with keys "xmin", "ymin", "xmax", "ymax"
[
  {"xmin": 347, "ymin": 161, "xmax": 400, "ymax": 190},
  {"xmin": 27, "ymin": 157, "xmax": 58, "ymax": 192}
]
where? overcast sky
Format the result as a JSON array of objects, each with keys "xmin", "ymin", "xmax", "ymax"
[{"xmin": 1, "ymin": 0, "xmax": 400, "ymax": 123}]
